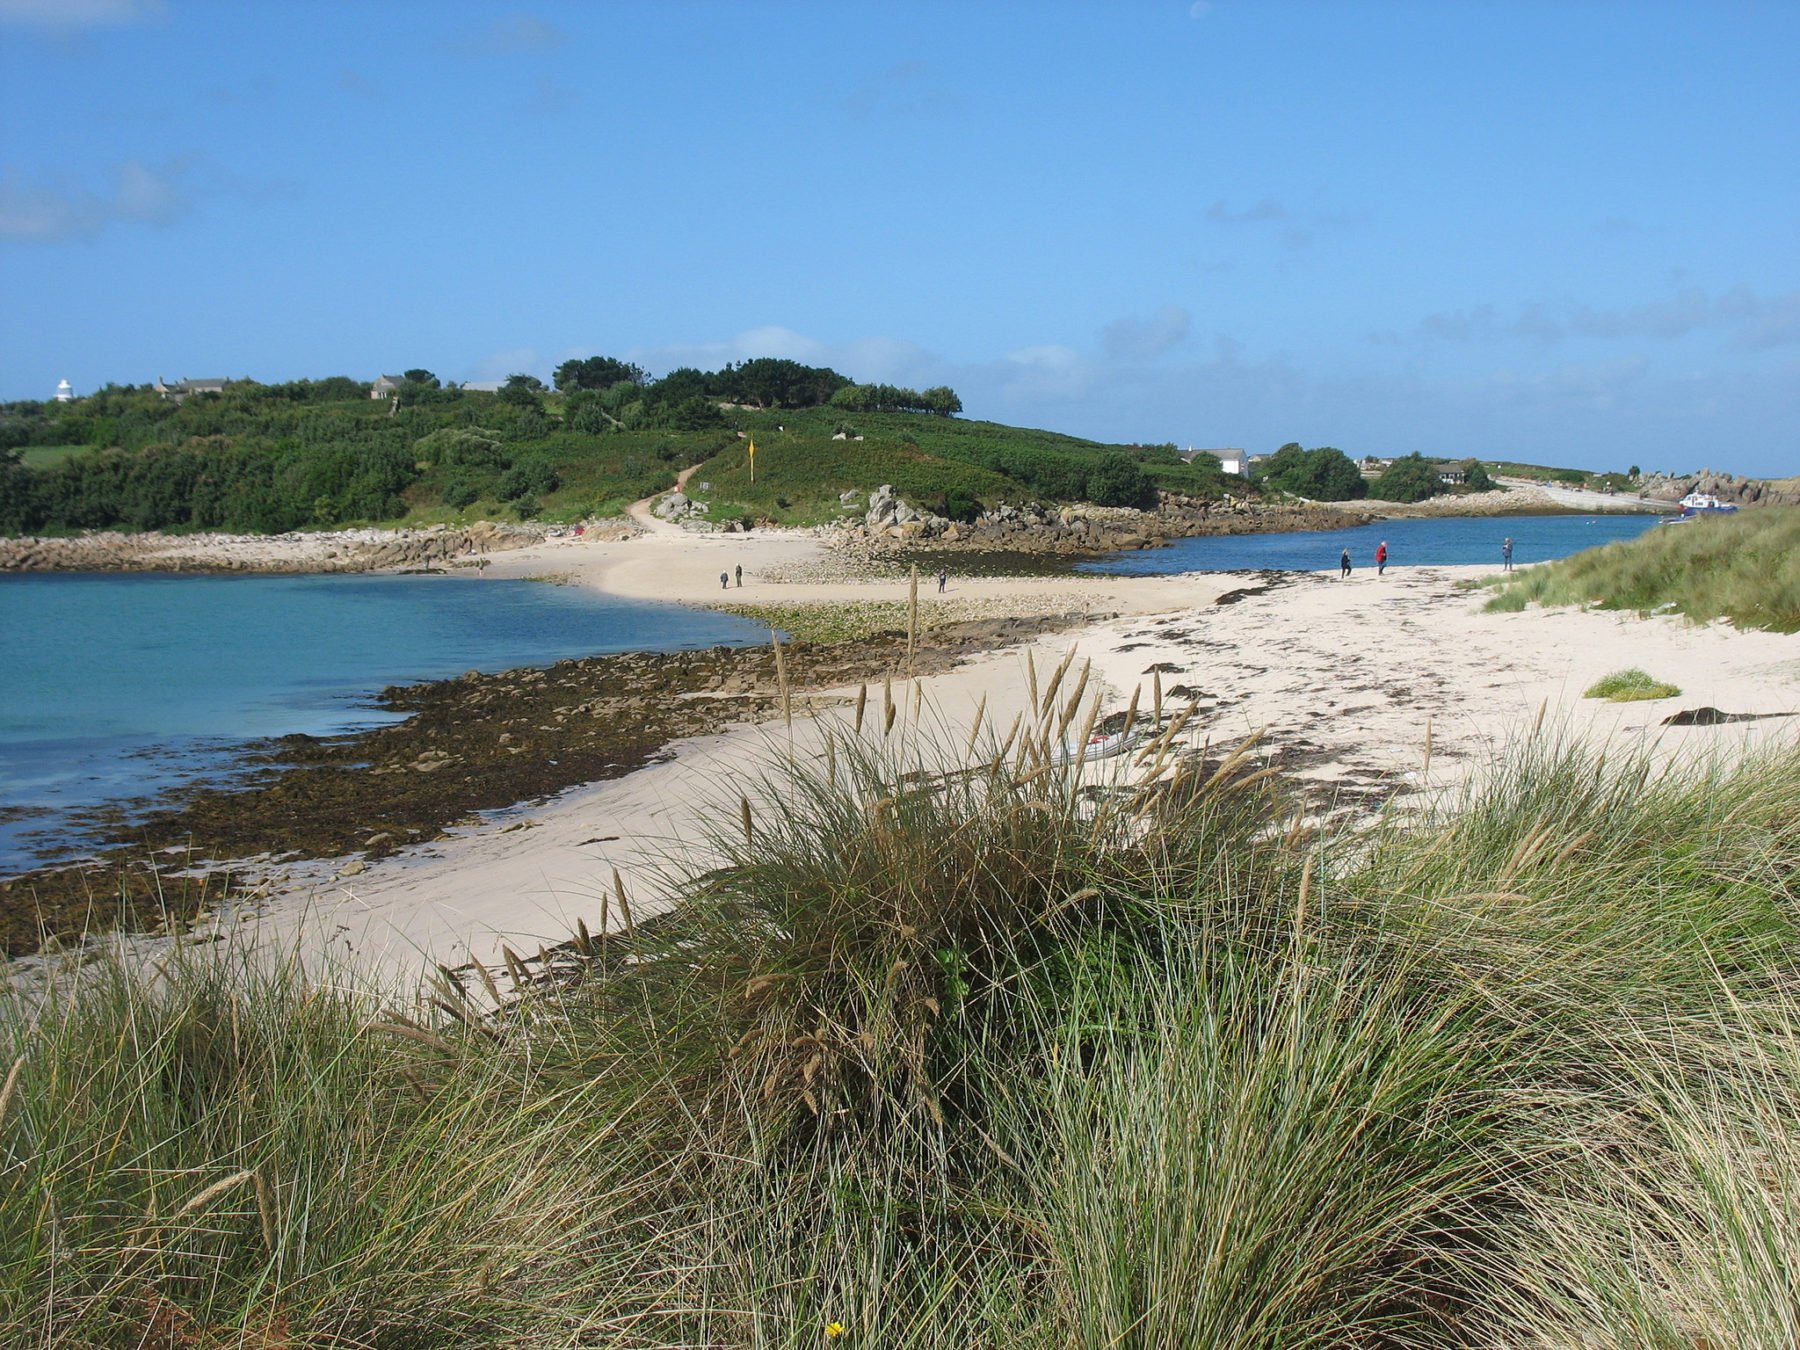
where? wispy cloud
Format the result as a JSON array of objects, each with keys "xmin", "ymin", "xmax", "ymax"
[
  {"xmin": 0, "ymin": 160, "xmax": 188, "ymax": 242},
  {"xmin": 1203, "ymin": 197, "xmax": 1357, "ymax": 248},
  {"xmin": 454, "ymin": 13, "xmax": 569, "ymax": 56},
  {"xmin": 0, "ymin": 157, "xmax": 288, "ymax": 244},
  {"xmin": 519, "ymin": 74, "xmax": 579, "ymax": 118},
  {"xmin": 1101, "ymin": 305, "xmax": 1191, "ymax": 361},
  {"xmin": 464, "ymin": 346, "xmax": 543, "ymax": 383},
  {"xmin": 1205, "ymin": 197, "xmax": 1287, "ymax": 225},
  {"xmin": 0, "ymin": 0, "xmax": 162, "ymax": 28},
  {"xmin": 336, "ymin": 69, "xmax": 385, "ymax": 102},
  {"xmin": 840, "ymin": 61, "xmax": 956, "ymax": 120},
  {"xmin": 1418, "ymin": 287, "xmax": 1800, "ymax": 351}
]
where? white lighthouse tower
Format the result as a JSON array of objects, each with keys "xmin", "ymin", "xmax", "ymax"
[{"xmin": 55, "ymin": 379, "xmax": 74, "ymax": 402}]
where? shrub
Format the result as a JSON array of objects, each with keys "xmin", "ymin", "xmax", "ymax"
[
  {"xmin": 1585, "ymin": 668, "xmax": 1681, "ymax": 701},
  {"xmin": 1375, "ymin": 452, "xmax": 1445, "ymax": 503}
]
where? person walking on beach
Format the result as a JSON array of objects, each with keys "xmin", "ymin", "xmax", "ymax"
[
  {"xmin": 720, "ymin": 570, "xmax": 729, "ymax": 591},
  {"xmin": 1502, "ymin": 537, "xmax": 1514, "ymax": 571},
  {"xmin": 734, "ymin": 563, "xmax": 743, "ymax": 588},
  {"xmin": 1339, "ymin": 548, "xmax": 1352, "ymax": 579},
  {"xmin": 936, "ymin": 567, "xmax": 947, "ymax": 594},
  {"xmin": 1375, "ymin": 541, "xmax": 1388, "ymax": 577}
]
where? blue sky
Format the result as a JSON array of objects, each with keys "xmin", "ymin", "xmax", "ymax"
[{"xmin": 2, "ymin": 0, "xmax": 1795, "ymax": 479}]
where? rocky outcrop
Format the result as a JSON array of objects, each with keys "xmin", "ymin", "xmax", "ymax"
[
  {"xmin": 845, "ymin": 486, "xmax": 1369, "ymax": 557},
  {"xmin": 0, "ymin": 523, "xmax": 550, "ymax": 573},
  {"xmin": 1637, "ymin": 469, "xmax": 1800, "ymax": 508}
]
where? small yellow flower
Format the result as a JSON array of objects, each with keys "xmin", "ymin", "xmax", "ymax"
[{"xmin": 824, "ymin": 1322, "xmax": 845, "ymax": 1339}]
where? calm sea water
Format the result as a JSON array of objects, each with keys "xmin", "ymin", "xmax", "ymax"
[
  {"xmin": 0, "ymin": 573, "xmax": 769, "ymax": 873},
  {"xmin": 1078, "ymin": 511, "xmax": 1663, "ymax": 575}
]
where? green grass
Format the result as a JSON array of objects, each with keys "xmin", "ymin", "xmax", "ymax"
[
  {"xmin": 1584, "ymin": 668, "xmax": 1681, "ymax": 701},
  {"xmin": 6, "ymin": 689, "xmax": 1799, "ymax": 1346},
  {"xmin": 1484, "ymin": 505, "xmax": 1800, "ymax": 631},
  {"xmin": 17, "ymin": 444, "xmax": 91, "ymax": 469}
]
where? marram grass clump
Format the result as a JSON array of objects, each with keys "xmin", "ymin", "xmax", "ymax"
[
  {"xmin": 1484, "ymin": 504, "xmax": 1800, "ymax": 631},
  {"xmin": 1584, "ymin": 667, "xmax": 1681, "ymax": 701},
  {"xmin": 4, "ymin": 687, "xmax": 1798, "ymax": 1348}
]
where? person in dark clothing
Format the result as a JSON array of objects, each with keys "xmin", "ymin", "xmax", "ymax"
[
  {"xmin": 735, "ymin": 564, "xmax": 743, "ymax": 588},
  {"xmin": 720, "ymin": 571, "xmax": 729, "ymax": 591},
  {"xmin": 1340, "ymin": 548, "xmax": 1352, "ymax": 579}
]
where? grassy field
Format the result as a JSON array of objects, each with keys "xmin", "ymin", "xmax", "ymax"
[
  {"xmin": 1485, "ymin": 505, "xmax": 1800, "ymax": 632},
  {"xmin": 5, "ymin": 678, "xmax": 1797, "ymax": 1347},
  {"xmin": 16, "ymin": 444, "xmax": 91, "ymax": 470}
]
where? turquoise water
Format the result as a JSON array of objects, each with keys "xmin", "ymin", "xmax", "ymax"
[
  {"xmin": 0, "ymin": 573, "xmax": 769, "ymax": 873},
  {"xmin": 1077, "ymin": 511, "xmax": 1663, "ymax": 575}
]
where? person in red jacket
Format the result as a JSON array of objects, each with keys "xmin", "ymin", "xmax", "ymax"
[{"xmin": 1375, "ymin": 540, "xmax": 1388, "ymax": 577}]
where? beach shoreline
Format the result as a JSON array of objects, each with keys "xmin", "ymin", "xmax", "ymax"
[{"xmin": 8, "ymin": 517, "xmax": 1797, "ymax": 989}]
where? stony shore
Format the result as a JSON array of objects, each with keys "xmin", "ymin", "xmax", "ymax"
[{"xmin": 0, "ymin": 611, "xmax": 1091, "ymax": 957}]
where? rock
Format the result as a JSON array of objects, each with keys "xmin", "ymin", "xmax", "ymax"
[{"xmin": 339, "ymin": 859, "xmax": 367, "ymax": 877}]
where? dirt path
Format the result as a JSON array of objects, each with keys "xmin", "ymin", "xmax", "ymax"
[{"xmin": 624, "ymin": 464, "xmax": 703, "ymax": 537}]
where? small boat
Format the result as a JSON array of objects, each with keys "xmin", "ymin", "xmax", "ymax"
[
  {"xmin": 1676, "ymin": 491, "xmax": 1739, "ymax": 514},
  {"xmin": 1053, "ymin": 726, "xmax": 1144, "ymax": 766}
]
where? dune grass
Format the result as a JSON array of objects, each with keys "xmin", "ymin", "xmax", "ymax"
[
  {"xmin": 1584, "ymin": 667, "xmax": 1681, "ymax": 701},
  {"xmin": 4, "ymin": 686, "xmax": 1798, "ymax": 1346},
  {"xmin": 1483, "ymin": 505, "xmax": 1800, "ymax": 631}
]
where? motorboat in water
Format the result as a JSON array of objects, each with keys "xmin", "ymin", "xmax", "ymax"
[
  {"xmin": 1677, "ymin": 491, "xmax": 1738, "ymax": 513},
  {"xmin": 1662, "ymin": 490, "xmax": 1740, "ymax": 523}
]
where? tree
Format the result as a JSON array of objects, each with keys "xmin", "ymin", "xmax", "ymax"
[
  {"xmin": 497, "ymin": 373, "xmax": 546, "ymax": 407},
  {"xmin": 402, "ymin": 369, "xmax": 440, "ymax": 389},
  {"xmin": 920, "ymin": 386, "xmax": 963, "ymax": 417},
  {"xmin": 1086, "ymin": 453, "xmax": 1154, "ymax": 508},
  {"xmin": 1463, "ymin": 459, "xmax": 1495, "ymax": 491},
  {"xmin": 1259, "ymin": 444, "xmax": 1367, "ymax": 501},
  {"xmin": 1373, "ymin": 453, "xmax": 1442, "ymax": 503},
  {"xmin": 555, "ymin": 356, "xmax": 647, "ymax": 393}
]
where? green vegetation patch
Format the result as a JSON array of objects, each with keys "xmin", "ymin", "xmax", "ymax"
[
  {"xmin": 7, "ymin": 718, "xmax": 1799, "ymax": 1346},
  {"xmin": 1484, "ymin": 506, "xmax": 1800, "ymax": 632},
  {"xmin": 1584, "ymin": 668, "xmax": 1681, "ymax": 701}
]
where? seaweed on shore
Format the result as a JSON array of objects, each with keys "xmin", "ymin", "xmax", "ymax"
[{"xmin": 0, "ymin": 614, "xmax": 1089, "ymax": 957}]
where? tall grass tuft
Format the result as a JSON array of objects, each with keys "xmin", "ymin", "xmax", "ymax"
[
  {"xmin": 1484, "ymin": 504, "xmax": 1800, "ymax": 630},
  {"xmin": 4, "ymin": 693, "xmax": 1797, "ymax": 1345}
]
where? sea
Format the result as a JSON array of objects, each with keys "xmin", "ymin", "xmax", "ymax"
[
  {"xmin": 1077, "ymin": 510, "xmax": 1662, "ymax": 576},
  {"xmin": 2, "ymin": 511, "xmax": 1663, "ymax": 875},
  {"xmin": 0, "ymin": 573, "xmax": 770, "ymax": 874}
]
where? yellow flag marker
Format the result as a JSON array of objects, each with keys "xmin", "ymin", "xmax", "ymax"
[{"xmin": 748, "ymin": 438, "xmax": 756, "ymax": 482}]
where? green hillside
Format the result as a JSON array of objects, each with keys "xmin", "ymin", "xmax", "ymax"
[{"xmin": 0, "ymin": 368, "xmax": 1234, "ymax": 537}]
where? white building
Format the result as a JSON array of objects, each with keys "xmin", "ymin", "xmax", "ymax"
[
  {"xmin": 55, "ymin": 379, "xmax": 74, "ymax": 402},
  {"xmin": 1185, "ymin": 447, "xmax": 1247, "ymax": 476}
]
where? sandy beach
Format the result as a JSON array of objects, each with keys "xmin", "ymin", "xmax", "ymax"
[{"xmin": 104, "ymin": 515, "xmax": 1779, "ymax": 992}]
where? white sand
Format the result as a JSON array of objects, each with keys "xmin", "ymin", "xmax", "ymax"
[{"xmin": 156, "ymin": 523, "xmax": 1800, "ymax": 989}]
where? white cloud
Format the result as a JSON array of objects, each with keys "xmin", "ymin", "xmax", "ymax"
[
  {"xmin": 0, "ymin": 159, "xmax": 190, "ymax": 242},
  {"xmin": 464, "ymin": 347, "xmax": 542, "ymax": 383}
]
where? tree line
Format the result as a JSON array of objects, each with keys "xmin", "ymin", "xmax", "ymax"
[{"xmin": 1252, "ymin": 443, "xmax": 1494, "ymax": 503}]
